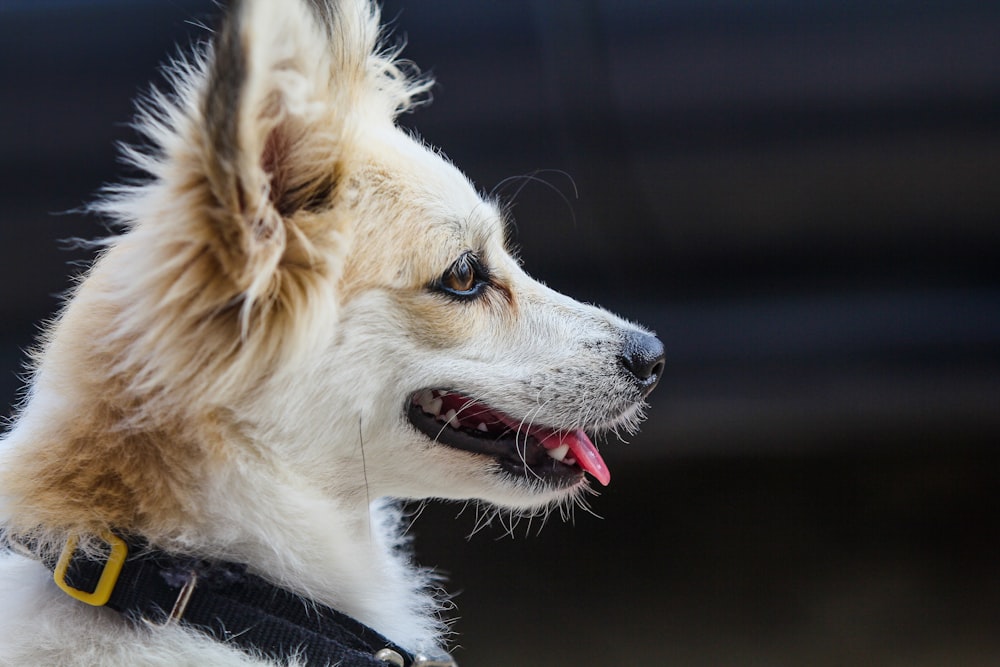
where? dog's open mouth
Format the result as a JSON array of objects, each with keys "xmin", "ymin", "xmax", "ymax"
[{"xmin": 407, "ymin": 389, "xmax": 611, "ymax": 487}]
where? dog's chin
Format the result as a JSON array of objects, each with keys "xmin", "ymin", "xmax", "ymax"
[{"xmin": 405, "ymin": 388, "xmax": 613, "ymax": 491}]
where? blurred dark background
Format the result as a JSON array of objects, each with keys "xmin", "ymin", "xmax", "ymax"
[{"xmin": 2, "ymin": 1, "xmax": 998, "ymax": 664}]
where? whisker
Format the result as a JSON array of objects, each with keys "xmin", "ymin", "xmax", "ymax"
[
  {"xmin": 403, "ymin": 499, "xmax": 430, "ymax": 535},
  {"xmin": 358, "ymin": 413, "xmax": 373, "ymax": 542},
  {"xmin": 489, "ymin": 169, "xmax": 579, "ymax": 229}
]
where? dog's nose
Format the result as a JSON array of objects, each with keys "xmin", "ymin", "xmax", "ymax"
[{"xmin": 620, "ymin": 330, "xmax": 665, "ymax": 396}]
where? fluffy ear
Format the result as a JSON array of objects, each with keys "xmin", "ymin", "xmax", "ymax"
[
  {"xmin": 193, "ymin": 0, "xmax": 431, "ymax": 303},
  {"xmin": 199, "ymin": 0, "xmax": 369, "ymax": 302},
  {"xmin": 85, "ymin": 0, "xmax": 429, "ymax": 406}
]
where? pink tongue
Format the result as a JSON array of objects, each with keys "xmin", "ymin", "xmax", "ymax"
[
  {"xmin": 461, "ymin": 397, "xmax": 612, "ymax": 486},
  {"xmin": 555, "ymin": 429, "xmax": 611, "ymax": 486}
]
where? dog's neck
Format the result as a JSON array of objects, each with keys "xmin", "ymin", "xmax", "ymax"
[
  {"xmin": 0, "ymin": 395, "xmax": 444, "ymax": 654},
  {"xmin": 195, "ymin": 463, "xmax": 443, "ymax": 652}
]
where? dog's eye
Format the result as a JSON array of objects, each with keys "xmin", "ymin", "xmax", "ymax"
[{"xmin": 438, "ymin": 252, "xmax": 484, "ymax": 297}]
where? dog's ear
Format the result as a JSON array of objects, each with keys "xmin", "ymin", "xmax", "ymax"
[
  {"xmin": 90, "ymin": 0, "xmax": 429, "ymax": 404},
  {"xmin": 196, "ymin": 0, "xmax": 356, "ymax": 300},
  {"xmin": 193, "ymin": 0, "xmax": 427, "ymax": 304}
]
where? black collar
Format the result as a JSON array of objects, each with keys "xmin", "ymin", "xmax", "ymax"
[{"xmin": 12, "ymin": 532, "xmax": 456, "ymax": 667}]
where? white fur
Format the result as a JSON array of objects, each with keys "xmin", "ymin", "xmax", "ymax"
[{"xmin": 0, "ymin": 0, "xmax": 656, "ymax": 664}]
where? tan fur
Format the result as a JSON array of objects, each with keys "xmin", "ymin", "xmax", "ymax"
[
  {"xmin": 1, "ymin": 1, "xmax": 660, "ymax": 662},
  {"xmin": 4, "ymin": 410, "xmax": 203, "ymax": 539}
]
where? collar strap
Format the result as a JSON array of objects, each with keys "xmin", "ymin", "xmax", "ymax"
[{"xmin": 28, "ymin": 532, "xmax": 456, "ymax": 667}]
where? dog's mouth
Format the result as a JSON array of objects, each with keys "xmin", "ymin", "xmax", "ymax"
[{"xmin": 406, "ymin": 389, "xmax": 611, "ymax": 487}]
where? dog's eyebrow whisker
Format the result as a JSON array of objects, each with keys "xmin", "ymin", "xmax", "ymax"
[{"xmin": 489, "ymin": 169, "xmax": 580, "ymax": 230}]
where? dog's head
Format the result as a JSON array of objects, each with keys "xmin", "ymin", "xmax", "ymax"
[
  {"xmin": 323, "ymin": 147, "xmax": 665, "ymax": 508},
  {"xmin": 15, "ymin": 0, "xmax": 663, "ymax": 526}
]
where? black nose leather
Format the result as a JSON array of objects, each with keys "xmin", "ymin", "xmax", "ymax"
[{"xmin": 620, "ymin": 330, "xmax": 665, "ymax": 396}]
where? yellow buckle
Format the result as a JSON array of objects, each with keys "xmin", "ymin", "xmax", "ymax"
[{"xmin": 53, "ymin": 532, "xmax": 128, "ymax": 606}]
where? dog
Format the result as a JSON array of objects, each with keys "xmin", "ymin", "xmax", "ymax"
[{"xmin": 0, "ymin": 0, "xmax": 664, "ymax": 664}]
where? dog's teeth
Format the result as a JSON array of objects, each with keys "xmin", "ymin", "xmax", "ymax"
[
  {"xmin": 546, "ymin": 444, "xmax": 570, "ymax": 462},
  {"xmin": 564, "ymin": 456, "xmax": 577, "ymax": 466},
  {"xmin": 417, "ymin": 391, "xmax": 442, "ymax": 416},
  {"xmin": 443, "ymin": 409, "xmax": 459, "ymax": 428},
  {"xmin": 477, "ymin": 422, "xmax": 488, "ymax": 432}
]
